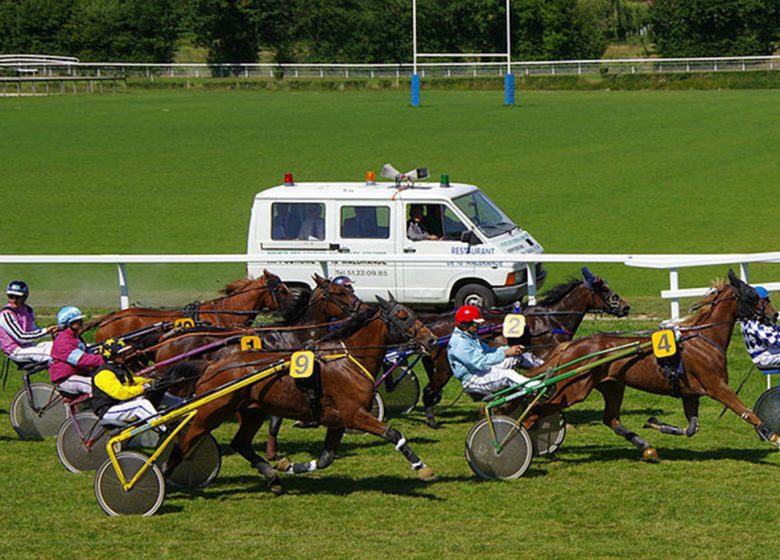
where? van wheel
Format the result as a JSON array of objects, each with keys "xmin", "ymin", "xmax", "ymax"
[{"xmin": 454, "ymin": 284, "xmax": 495, "ymax": 309}]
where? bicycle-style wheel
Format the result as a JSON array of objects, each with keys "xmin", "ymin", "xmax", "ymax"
[
  {"xmin": 165, "ymin": 433, "xmax": 222, "ymax": 490},
  {"xmin": 528, "ymin": 412, "xmax": 566, "ymax": 457},
  {"xmin": 465, "ymin": 415, "xmax": 533, "ymax": 480},
  {"xmin": 56, "ymin": 412, "xmax": 109, "ymax": 473},
  {"xmin": 376, "ymin": 366, "xmax": 420, "ymax": 416},
  {"xmin": 755, "ymin": 386, "xmax": 780, "ymax": 434},
  {"xmin": 94, "ymin": 451, "xmax": 165, "ymax": 517},
  {"xmin": 9, "ymin": 383, "xmax": 66, "ymax": 440}
]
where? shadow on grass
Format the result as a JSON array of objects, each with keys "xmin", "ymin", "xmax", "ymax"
[
  {"xmin": 556, "ymin": 443, "xmax": 780, "ymax": 466},
  {"xmin": 217, "ymin": 435, "xmax": 440, "ymax": 459}
]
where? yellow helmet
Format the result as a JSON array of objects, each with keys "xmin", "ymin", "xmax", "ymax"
[{"xmin": 99, "ymin": 338, "xmax": 127, "ymax": 360}]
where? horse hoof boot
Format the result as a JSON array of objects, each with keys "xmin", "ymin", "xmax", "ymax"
[
  {"xmin": 643, "ymin": 417, "xmax": 660, "ymax": 430},
  {"xmin": 268, "ymin": 477, "xmax": 284, "ymax": 496},
  {"xmin": 275, "ymin": 457, "xmax": 292, "ymax": 472},
  {"xmin": 417, "ymin": 466, "xmax": 438, "ymax": 482},
  {"xmin": 642, "ymin": 447, "xmax": 660, "ymax": 463}
]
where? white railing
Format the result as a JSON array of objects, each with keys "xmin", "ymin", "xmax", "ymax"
[
  {"xmin": 0, "ymin": 252, "xmax": 777, "ymax": 317},
  {"xmin": 2, "ymin": 56, "xmax": 778, "ymax": 80}
]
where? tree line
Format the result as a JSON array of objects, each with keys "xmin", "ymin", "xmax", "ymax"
[{"xmin": 0, "ymin": 0, "xmax": 778, "ymax": 64}]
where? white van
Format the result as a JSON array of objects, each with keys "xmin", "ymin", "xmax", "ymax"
[{"xmin": 246, "ymin": 173, "xmax": 546, "ymax": 308}]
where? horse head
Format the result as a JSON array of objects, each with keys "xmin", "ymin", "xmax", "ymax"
[
  {"xmin": 260, "ymin": 269, "xmax": 293, "ymax": 312},
  {"xmin": 581, "ymin": 267, "xmax": 631, "ymax": 317},
  {"xmin": 310, "ymin": 273, "xmax": 366, "ymax": 321},
  {"xmin": 376, "ymin": 293, "xmax": 436, "ymax": 353},
  {"xmin": 727, "ymin": 269, "xmax": 778, "ymax": 325}
]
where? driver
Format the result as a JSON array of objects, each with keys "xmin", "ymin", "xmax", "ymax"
[
  {"xmin": 447, "ymin": 305, "xmax": 541, "ymax": 395},
  {"xmin": 740, "ymin": 286, "xmax": 780, "ymax": 369},
  {"xmin": 49, "ymin": 306, "xmax": 105, "ymax": 396},
  {"xmin": 0, "ymin": 280, "xmax": 57, "ymax": 365}
]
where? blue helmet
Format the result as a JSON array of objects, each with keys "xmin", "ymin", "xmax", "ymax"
[
  {"xmin": 332, "ymin": 276, "xmax": 354, "ymax": 288},
  {"xmin": 6, "ymin": 280, "xmax": 29, "ymax": 298},
  {"xmin": 57, "ymin": 306, "xmax": 85, "ymax": 328},
  {"xmin": 755, "ymin": 286, "xmax": 770, "ymax": 299}
]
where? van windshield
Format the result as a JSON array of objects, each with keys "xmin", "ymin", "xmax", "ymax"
[{"xmin": 453, "ymin": 190, "xmax": 517, "ymax": 238}]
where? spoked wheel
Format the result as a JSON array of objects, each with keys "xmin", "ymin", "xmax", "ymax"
[
  {"xmin": 94, "ymin": 451, "xmax": 166, "ymax": 517},
  {"xmin": 347, "ymin": 393, "xmax": 385, "ymax": 435},
  {"xmin": 377, "ymin": 366, "xmax": 420, "ymax": 416},
  {"xmin": 9, "ymin": 383, "xmax": 66, "ymax": 440},
  {"xmin": 528, "ymin": 413, "xmax": 566, "ymax": 457},
  {"xmin": 465, "ymin": 415, "xmax": 533, "ymax": 480},
  {"xmin": 163, "ymin": 433, "xmax": 222, "ymax": 490},
  {"xmin": 755, "ymin": 386, "xmax": 780, "ymax": 434},
  {"xmin": 56, "ymin": 412, "xmax": 109, "ymax": 473}
]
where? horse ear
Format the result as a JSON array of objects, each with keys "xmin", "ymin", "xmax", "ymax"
[
  {"xmin": 727, "ymin": 269, "xmax": 739, "ymax": 286},
  {"xmin": 375, "ymin": 295, "xmax": 387, "ymax": 307},
  {"xmin": 387, "ymin": 291, "xmax": 397, "ymax": 302},
  {"xmin": 263, "ymin": 269, "xmax": 271, "ymax": 278},
  {"xmin": 313, "ymin": 274, "xmax": 325, "ymax": 286}
]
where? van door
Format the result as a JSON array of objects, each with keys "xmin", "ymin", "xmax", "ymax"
[
  {"xmin": 400, "ymin": 202, "xmax": 475, "ymax": 303},
  {"xmin": 331, "ymin": 203, "xmax": 397, "ymax": 300}
]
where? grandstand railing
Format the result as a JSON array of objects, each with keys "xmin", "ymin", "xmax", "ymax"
[
  {"xmin": 0, "ymin": 252, "xmax": 777, "ymax": 319},
  {"xmin": 2, "ymin": 56, "xmax": 779, "ymax": 80}
]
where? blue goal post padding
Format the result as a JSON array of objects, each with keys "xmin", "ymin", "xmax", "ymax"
[
  {"xmin": 411, "ymin": 74, "xmax": 421, "ymax": 107},
  {"xmin": 504, "ymin": 73, "xmax": 515, "ymax": 106}
]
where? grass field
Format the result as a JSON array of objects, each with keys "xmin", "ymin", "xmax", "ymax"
[{"xmin": 1, "ymin": 88, "xmax": 780, "ymax": 558}]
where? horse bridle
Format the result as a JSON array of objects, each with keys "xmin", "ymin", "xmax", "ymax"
[
  {"xmin": 587, "ymin": 278, "xmax": 625, "ymax": 316},
  {"xmin": 379, "ymin": 301, "xmax": 429, "ymax": 354},
  {"xmin": 314, "ymin": 280, "xmax": 363, "ymax": 318}
]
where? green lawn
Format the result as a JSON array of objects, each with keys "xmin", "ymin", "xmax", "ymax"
[
  {"xmin": 1, "ymin": 89, "xmax": 778, "ymax": 310},
  {"xmin": 1, "ymin": 89, "xmax": 779, "ymax": 557}
]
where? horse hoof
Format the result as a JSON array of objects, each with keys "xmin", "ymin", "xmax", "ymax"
[
  {"xmin": 642, "ymin": 447, "xmax": 660, "ymax": 463},
  {"xmin": 275, "ymin": 457, "xmax": 292, "ymax": 472},
  {"xmin": 425, "ymin": 419, "xmax": 442, "ymax": 430},
  {"xmin": 268, "ymin": 477, "xmax": 284, "ymax": 496},
  {"xmin": 266, "ymin": 453, "xmax": 281, "ymax": 462},
  {"xmin": 643, "ymin": 417, "xmax": 659, "ymax": 429},
  {"xmin": 417, "ymin": 466, "xmax": 438, "ymax": 482}
]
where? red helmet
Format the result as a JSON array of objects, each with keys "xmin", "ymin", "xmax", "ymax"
[{"xmin": 455, "ymin": 305, "xmax": 484, "ymax": 324}]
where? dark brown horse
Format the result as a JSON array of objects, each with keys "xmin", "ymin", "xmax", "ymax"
[
  {"xmin": 164, "ymin": 296, "xmax": 438, "ymax": 494},
  {"xmin": 92, "ymin": 270, "xmax": 291, "ymax": 342},
  {"xmin": 525, "ymin": 270, "xmax": 780, "ymax": 461},
  {"xmin": 420, "ymin": 267, "xmax": 631, "ymax": 428}
]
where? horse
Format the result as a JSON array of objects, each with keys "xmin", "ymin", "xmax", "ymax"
[
  {"xmin": 143, "ymin": 274, "xmax": 369, "ymax": 460},
  {"xmin": 524, "ymin": 270, "xmax": 780, "ymax": 461},
  {"xmin": 91, "ymin": 270, "xmax": 292, "ymax": 342},
  {"xmin": 163, "ymin": 295, "xmax": 438, "ymax": 495},
  {"xmin": 419, "ymin": 267, "xmax": 631, "ymax": 428}
]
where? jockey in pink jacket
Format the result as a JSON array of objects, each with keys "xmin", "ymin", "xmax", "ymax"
[
  {"xmin": 49, "ymin": 306, "xmax": 104, "ymax": 396},
  {"xmin": 0, "ymin": 280, "xmax": 56, "ymax": 365}
]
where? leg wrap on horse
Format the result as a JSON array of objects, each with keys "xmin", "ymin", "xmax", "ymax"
[
  {"xmin": 316, "ymin": 448, "xmax": 336, "ymax": 470},
  {"xmin": 269, "ymin": 416, "xmax": 282, "ymax": 437},
  {"xmin": 423, "ymin": 386, "xmax": 442, "ymax": 408},
  {"xmin": 613, "ymin": 423, "xmax": 651, "ymax": 450},
  {"xmin": 756, "ymin": 423, "xmax": 774, "ymax": 443},
  {"xmin": 254, "ymin": 458, "xmax": 277, "ymax": 480},
  {"xmin": 383, "ymin": 426, "xmax": 425, "ymax": 470}
]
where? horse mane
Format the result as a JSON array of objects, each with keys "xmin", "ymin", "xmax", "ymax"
[
  {"xmin": 679, "ymin": 279, "xmax": 728, "ymax": 326},
  {"xmin": 538, "ymin": 279, "xmax": 582, "ymax": 306},
  {"xmin": 219, "ymin": 277, "xmax": 255, "ymax": 296}
]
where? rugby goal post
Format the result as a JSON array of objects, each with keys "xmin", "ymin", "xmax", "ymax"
[{"xmin": 412, "ymin": 0, "xmax": 514, "ymax": 107}]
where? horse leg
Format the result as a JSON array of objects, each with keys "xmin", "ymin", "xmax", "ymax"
[
  {"xmin": 276, "ymin": 426, "xmax": 344, "ymax": 475},
  {"xmin": 643, "ymin": 395, "xmax": 701, "ymax": 437},
  {"xmin": 597, "ymin": 382, "xmax": 660, "ymax": 462},
  {"xmin": 227, "ymin": 409, "xmax": 282, "ymax": 493},
  {"xmin": 354, "ymin": 408, "xmax": 437, "ymax": 481},
  {"xmin": 265, "ymin": 416, "xmax": 283, "ymax": 460},
  {"xmin": 421, "ymin": 351, "xmax": 450, "ymax": 430},
  {"xmin": 708, "ymin": 381, "xmax": 780, "ymax": 447}
]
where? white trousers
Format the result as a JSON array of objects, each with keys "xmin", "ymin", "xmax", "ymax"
[
  {"xmin": 10, "ymin": 341, "xmax": 53, "ymax": 365},
  {"xmin": 57, "ymin": 375, "xmax": 93, "ymax": 397},
  {"xmin": 462, "ymin": 357, "xmax": 532, "ymax": 395},
  {"xmin": 753, "ymin": 349, "xmax": 780, "ymax": 369},
  {"xmin": 102, "ymin": 398, "xmax": 158, "ymax": 424}
]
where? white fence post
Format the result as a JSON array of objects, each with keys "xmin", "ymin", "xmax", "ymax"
[
  {"xmin": 117, "ymin": 263, "xmax": 130, "ymax": 310},
  {"xmin": 669, "ymin": 268, "xmax": 680, "ymax": 320},
  {"xmin": 526, "ymin": 263, "xmax": 537, "ymax": 305},
  {"xmin": 739, "ymin": 262, "xmax": 749, "ymax": 282}
]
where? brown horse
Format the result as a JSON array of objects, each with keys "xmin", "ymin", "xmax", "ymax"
[
  {"xmin": 92, "ymin": 270, "xmax": 292, "ymax": 342},
  {"xmin": 525, "ymin": 270, "xmax": 780, "ymax": 461},
  {"xmin": 420, "ymin": 267, "xmax": 631, "ymax": 428},
  {"xmin": 164, "ymin": 295, "xmax": 438, "ymax": 494}
]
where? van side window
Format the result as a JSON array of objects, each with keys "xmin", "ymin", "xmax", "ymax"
[
  {"xmin": 340, "ymin": 206, "xmax": 389, "ymax": 239},
  {"xmin": 271, "ymin": 203, "xmax": 302, "ymax": 240},
  {"xmin": 442, "ymin": 206, "xmax": 467, "ymax": 240}
]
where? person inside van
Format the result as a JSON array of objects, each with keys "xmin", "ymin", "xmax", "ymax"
[
  {"xmin": 298, "ymin": 204, "xmax": 325, "ymax": 240},
  {"xmin": 272, "ymin": 203, "xmax": 301, "ymax": 240},
  {"xmin": 423, "ymin": 204, "xmax": 444, "ymax": 238},
  {"xmin": 407, "ymin": 205, "xmax": 441, "ymax": 241},
  {"xmin": 343, "ymin": 207, "xmax": 380, "ymax": 238}
]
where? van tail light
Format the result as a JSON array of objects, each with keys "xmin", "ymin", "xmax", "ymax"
[
  {"xmin": 505, "ymin": 272, "xmax": 517, "ymax": 286},
  {"xmin": 284, "ymin": 173, "xmax": 294, "ymax": 186}
]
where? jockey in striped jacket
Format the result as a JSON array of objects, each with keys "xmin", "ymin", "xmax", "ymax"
[{"xmin": 740, "ymin": 286, "xmax": 780, "ymax": 369}]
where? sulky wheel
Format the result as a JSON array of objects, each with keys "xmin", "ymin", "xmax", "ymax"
[
  {"xmin": 755, "ymin": 387, "xmax": 780, "ymax": 434},
  {"xmin": 165, "ymin": 433, "xmax": 222, "ymax": 490},
  {"xmin": 94, "ymin": 451, "xmax": 166, "ymax": 517},
  {"xmin": 9, "ymin": 383, "xmax": 66, "ymax": 440},
  {"xmin": 528, "ymin": 412, "xmax": 566, "ymax": 457},
  {"xmin": 56, "ymin": 412, "xmax": 109, "ymax": 473},
  {"xmin": 377, "ymin": 366, "xmax": 420, "ymax": 416},
  {"xmin": 465, "ymin": 415, "xmax": 533, "ymax": 480}
]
